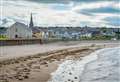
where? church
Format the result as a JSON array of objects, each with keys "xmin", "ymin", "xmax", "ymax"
[{"xmin": 7, "ymin": 14, "xmax": 34, "ymax": 39}]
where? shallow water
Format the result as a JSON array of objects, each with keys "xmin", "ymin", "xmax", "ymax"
[
  {"xmin": 48, "ymin": 47, "xmax": 120, "ymax": 82},
  {"xmin": 80, "ymin": 47, "xmax": 120, "ymax": 82}
]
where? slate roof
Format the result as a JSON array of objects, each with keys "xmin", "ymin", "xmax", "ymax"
[{"xmin": 10, "ymin": 22, "xmax": 32, "ymax": 32}]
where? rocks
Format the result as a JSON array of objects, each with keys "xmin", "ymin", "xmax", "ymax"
[
  {"xmin": 0, "ymin": 74, "xmax": 9, "ymax": 82},
  {"xmin": 0, "ymin": 65, "xmax": 31, "ymax": 81},
  {"xmin": 14, "ymin": 67, "xmax": 30, "ymax": 80}
]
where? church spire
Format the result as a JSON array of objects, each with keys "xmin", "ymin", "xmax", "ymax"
[{"xmin": 29, "ymin": 13, "xmax": 34, "ymax": 28}]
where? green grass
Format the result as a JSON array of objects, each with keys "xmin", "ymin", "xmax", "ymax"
[
  {"xmin": 80, "ymin": 35, "xmax": 113, "ymax": 40},
  {"xmin": 0, "ymin": 35, "xmax": 8, "ymax": 40}
]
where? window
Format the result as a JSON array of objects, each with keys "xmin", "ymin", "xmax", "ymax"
[{"xmin": 15, "ymin": 28, "xmax": 17, "ymax": 32}]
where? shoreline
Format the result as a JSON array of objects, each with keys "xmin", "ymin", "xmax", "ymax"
[
  {"xmin": 48, "ymin": 47, "xmax": 120, "ymax": 82},
  {"xmin": 0, "ymin": 45, "xmax": 100, "ymax": 82},
  {"xmin": 0, "ymin": 42, "xmax": 119, "ymax": 82}
]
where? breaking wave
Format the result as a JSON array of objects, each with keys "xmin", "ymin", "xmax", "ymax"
[{"xmin": 48, "ymin": 47, "xmax": 120, "ymax": 82}]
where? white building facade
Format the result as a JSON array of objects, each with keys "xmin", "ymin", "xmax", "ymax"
[{"xmin": 7, "ymin": 22, "xmax": 32, "ymax": 39}]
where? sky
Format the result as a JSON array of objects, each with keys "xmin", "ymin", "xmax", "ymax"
[{"xmin": 0, "ymin": 0, "xmax": 120, "ymax": 27}]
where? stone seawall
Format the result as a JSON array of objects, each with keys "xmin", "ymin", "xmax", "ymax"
[{"xmin": 0, "ymin": 39, "xmax": 42, "ymax": 46}]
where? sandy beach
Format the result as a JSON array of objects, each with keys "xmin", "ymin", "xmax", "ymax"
[
  {"xmin": 0, "ymin": 41, "xmax": 119, "ymax": 82},
  {"xmin": 0, "ymin": 40, "xmax": 119, "ymax": 60}
]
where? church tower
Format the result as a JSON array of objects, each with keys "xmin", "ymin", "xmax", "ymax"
[{"xmin": 29, "ymin": 13, "xmax": 34, "ymax": 28}]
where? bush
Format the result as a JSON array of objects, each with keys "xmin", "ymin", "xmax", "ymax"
[{"xmin": 0, "ymin": 35, "xmax": 8, "ymax": 40}]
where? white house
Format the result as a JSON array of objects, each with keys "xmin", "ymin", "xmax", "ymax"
[
  {"xmin": 80, "ymin": 33, "xmax": 92, "ymax": 38},
  {"xmin": 7, "ymin": 22, "xmax": 32, "ymax": 39}
]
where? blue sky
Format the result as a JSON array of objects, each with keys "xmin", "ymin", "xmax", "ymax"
[{"xmin": 0, "ymin": 0, "xmax": 120, "ymax": 27}]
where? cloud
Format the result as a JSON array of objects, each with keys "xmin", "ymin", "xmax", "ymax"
[
  {"xmin": 103, "ymin": 16, "xmax": 120, "ymax": 26},
  {"xmin": 0, "ymin": 17, "xmax": 15, "ymax": 27},
  {"xmin": 8, "ymin": 0, "xmax": 70, "ymax": 4},
  {"xmin": 81, "ymin": 7, "xmax": 120, "ymax": 14},
  {"xmin": 77, "ymin": 6, "xmax": 119, "ymax": 16},
  {"xmin": 73, "ymin": 0, "xmax": 119, "ymax": 3},
  {"xmin": 0, "ymin": 0, "xmax": 120, "ymax": 27},
  {"xmin": 49, "ymin": 2, "xmax": 74, "ymax": 11},
  {"xmin": 72, "ymin": 1, "xmax": 119, "ymax": 13},
  {"xmin": 7, "ymin": 0, "xmax": 119, "ymax": 3}
]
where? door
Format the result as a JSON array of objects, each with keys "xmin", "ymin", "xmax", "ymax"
[{"xmin": 15, "ymin": 34, "xmax": 18, "ymax": 38}]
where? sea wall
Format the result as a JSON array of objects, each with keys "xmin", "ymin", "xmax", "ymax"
[{"xmin": 0, "ymin": 39, "xmax": 42, "ymax": 46}]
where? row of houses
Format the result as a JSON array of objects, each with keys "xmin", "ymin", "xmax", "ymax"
[
  {"xmin": 0, "ymin": 25, "xmax": 119, "ymax": 40},
  {"xmin": 0, "ymin": 14, "xmax": 119, "ymax": 40}
]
